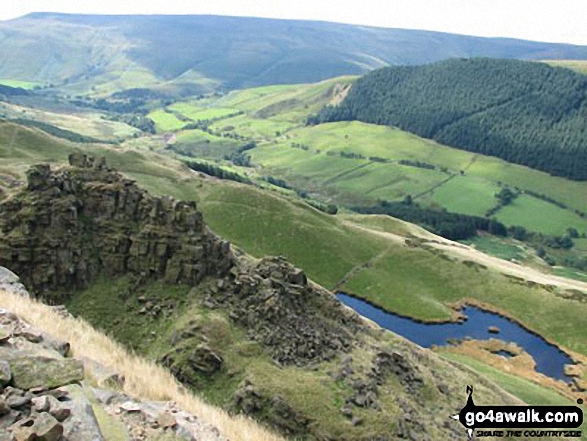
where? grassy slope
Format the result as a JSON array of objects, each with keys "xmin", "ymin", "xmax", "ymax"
[
  {"xmin": 2, "ymin": 121, "xmax": 587, "ymax": 361},
  {"xmin": 3, "ymin": 121, "xmax": 587, "ymax": 429},
  {"xmin": 0, "ymin": 101, "xmax": 139, "ymax": 141},
  {"xmin": 0, "ymin": 289, "xmax": 283, "ymax": 441},
  {"xmin": 146, "ymin": 78, "xmax": 587, "ymax": 237}
]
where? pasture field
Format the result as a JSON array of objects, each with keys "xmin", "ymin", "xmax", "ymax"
[
  {"xmin": 211, "ymin": 114, "xmax": 295, "ymax": 140},
  {"xmin": 496, "ymin": 194, "xmax": 587, "ymax": 236},
  {"xmin": 424, "ymin": 176, "xmax": 499, "ymax": 216},
  {"xmin": 147, "ymin": 109, "xmax": 186, "ymax": 132},
  {"xmin": 169, "ymin": 102, "xmax": 239, "ymax": 121},
  {"xmin": 172, "ymin": 129, "xmax": 241, "ymax": 159},
  {"xmin": 240, "ymin": 119, "xmax": 587, "ymax": 235}
]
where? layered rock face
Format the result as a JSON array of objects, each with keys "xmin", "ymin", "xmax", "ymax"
[{"xmin": 0, "ymin": 153, "xmax": 234, "ymax": 297}]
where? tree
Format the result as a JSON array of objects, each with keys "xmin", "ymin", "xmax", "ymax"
[{"xmin": 495, "ymin": 187, "xmax": 516, "ymax": 206}]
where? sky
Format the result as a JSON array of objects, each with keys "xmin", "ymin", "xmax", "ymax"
[{"xmin": 1, "ymin": 0, "xmax": 587, "ymax": 45}]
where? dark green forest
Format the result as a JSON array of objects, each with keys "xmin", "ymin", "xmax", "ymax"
[{"xmin": 311, "ymin": 59, "xmax": 587, "ymax": 180}]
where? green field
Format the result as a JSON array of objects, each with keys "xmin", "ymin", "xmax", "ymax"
[
  {"xmin": 496, "ymin": 194, "xmax": 587, "ymax": 236},
  {"xmin": 553, "ymin": 267, "xmax": 587, "ymax": 282},
  {"xmin": 147, "ymin": 109, "xmax": 186, "ymax": 132},
  {"xmin": 242, "ymin": 120, "xmax": 587, "ymax": 236},
  {"xmin": 171, "ymin": 129, "xmax": 241, "ymax": 159},
  {"xmin": 427, "ymin": 176, "xmax": 500, "ymax": 216},
  {"xmin": 0, "ymin": 79, "xmax": 41, "ymax": 89},
  {"xmin": 169, "ymin": 102, "xmax": 239, "ymax": 121}
]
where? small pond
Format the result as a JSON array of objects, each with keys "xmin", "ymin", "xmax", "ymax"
[{"xmin": 337, "ymin": 293, "xmax": 575, "ymax": 382}]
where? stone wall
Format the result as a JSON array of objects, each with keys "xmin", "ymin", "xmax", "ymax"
[{"xmin": 0, "ymin": 153, "xmax": 234, "ymax": 297}]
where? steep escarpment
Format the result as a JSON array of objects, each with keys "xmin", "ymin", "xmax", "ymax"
[
  {"xmin": 0, "ymin": 152, "xmax": 234, "ymax": 297},
  {"xmin": 0, "ymin": 156, "xmax": 531, "ymax": 440}
]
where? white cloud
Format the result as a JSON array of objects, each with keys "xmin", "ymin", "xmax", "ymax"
[{"xmin": 1, "ymin": 0, "xmax": 586, "ymax": 45}]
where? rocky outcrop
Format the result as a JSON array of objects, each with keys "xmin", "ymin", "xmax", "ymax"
[
  {"xmin": 0, "ymin": 152, "xmax": 234, "ymax": 297},
  {"xmin": 0, "ymin": 309, "xmax": 104, "ymax": 441},
  {"xmin": 213, "ymin": 257, "xmax": 359, "ymax": 366},
  {"xmin": 0, "ymin": 294, "xmax": 227, "ymax": 441}
]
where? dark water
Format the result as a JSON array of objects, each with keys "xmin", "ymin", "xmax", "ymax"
[{"xmin": 337, "ymin": 293, "xmax": 575, "ymax": 382}]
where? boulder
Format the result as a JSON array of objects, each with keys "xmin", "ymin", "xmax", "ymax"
[
  {"xmin": 0, "ymin": 360, "xmax": 11, "ymax": 385},
  {"xmin": 58, "ymin": 384, "xmax": 105, "ymax": 441},
  {"xmin": 4, "ymin": 351, "xmax": 84, "ymax": 390},
  {"xmin": 10, "ymin": 413, "xmax": 63, "ymax": 441}
]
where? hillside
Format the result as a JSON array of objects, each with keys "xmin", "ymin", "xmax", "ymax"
[
  {"xmin": 1, "ymin": 153, "xmax": 556, "ymax": 440},
  {"xmin": 314, "ymin": 58, "xmax": 587, "ymax": 180},
  {"xmin": 0, "ymin": 271, "xmax": 281, "ymax": 441},
  {"xmin": 0, "ymin": 121, "xmax": 586, "ymax": 413},
  {"xmin": 2, "ymin": 14, "xmax": 587, "ymax": 94}
]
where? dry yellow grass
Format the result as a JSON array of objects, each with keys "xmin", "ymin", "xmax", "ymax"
[{"xmin": 0, "ymin": 289, "xmax": 283, "ymax": 441}]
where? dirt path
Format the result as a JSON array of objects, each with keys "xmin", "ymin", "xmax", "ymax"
[{"xmin": 344, "ymin": 219, "xmax": 587, "ymax": 292}]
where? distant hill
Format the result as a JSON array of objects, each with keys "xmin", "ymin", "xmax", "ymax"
[
  {"xmin": 2, "ymin": 13, "xmax": 587, "ymax": 93},
  {"xmin": 313, "ymin": 58, "xmax": 587, "ymax": 180}
]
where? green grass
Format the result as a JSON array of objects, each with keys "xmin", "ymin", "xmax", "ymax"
[
  {"xmin": 171, "ymin": 129, "xmax": 241, "ymax": 159},
  {"xmin": 210, "ymin": 114, "xmax": 294, "ymax": 140},
  {"xmin": 496, "ymin": 194, "xmax": 587, "ymax": 236},
  {"xmin": 0, "ymin": 79, "xmax": 41, "ymax": 89},
  {"xmin": 197, "ymin": 183, "xmax": 387, "ymax": 289},
  {"xmin": 342, "ymin": 243, "xmax": 587, "ymax": 356},
  {"xmin": 147, "ymin": 109, "xmax": 186, "ymax": 132},
  {"xmin": 440, "ymin": 352, "xmax": 575, "ymax": 406},
  {"xmin": 464, "ymin": 235, "xmax": 527, "ymax": 262},
  {"xmin": 426, "ymin": 176, "xmax": 500, "ymax": 216},
  {"xmin": 0, "ymin": 101, "xmax": 138, "ymax": 141},
  {"xmin": 169, "ymin": 102, "xmax": 238, "ymax": 121},
  {"xmin": 553, "ymin": 267, "xmax": 587, "ymax": 283}
]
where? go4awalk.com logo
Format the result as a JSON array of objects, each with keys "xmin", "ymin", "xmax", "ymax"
[{"xmin": 451, "ymin": 386, "xmax": 584, "ymax": 438}]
